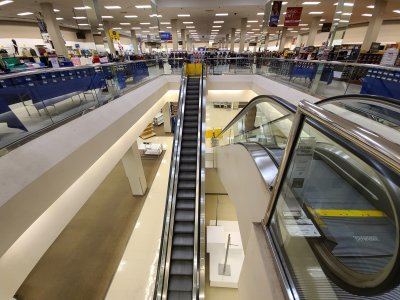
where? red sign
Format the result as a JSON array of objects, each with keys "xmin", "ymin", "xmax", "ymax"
[{"xmin": 284, "ymin": 7, "xmax": 303, "ymax": 27}]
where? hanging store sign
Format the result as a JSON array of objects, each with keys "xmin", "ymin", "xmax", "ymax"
[
  {"xmin": 284, "ymin": 7, "xmax": 303, "ymax": 27},
  {"xmin": 269, "ymin": 1, "xmax": 282, "ymax": 27},
  {"xmin": 160, "ymin": 32, "xmax": 172, "ymax": 41},
  {"xmin": 109, "ymin": 29, "xmax": 120, "ymax": 41},
  {"xmin": 321, "ymin": 23, "xmax": 332, "ymax": 33}
]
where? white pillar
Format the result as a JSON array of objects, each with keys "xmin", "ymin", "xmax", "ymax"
[
  {"xmin": 147, "ymin": 34, "xmax": 152, "ymax": 53},
  {"xmin": 361, "ymin": 0, "xmax": 388, "ymax": 51},
  {"xmin": 230, "ymin": 28, "xmax": 235, "ymax": 51},
  {"xmin": 253, "ymin": 37, "xmax": 258, "ymax": 52},
  {"xmin": 130, "ymin": 29, "xmax": 139, "ymax": 54},
  {"xmin": 278, "ymin": 27, "xmax": 288, "ymax": 52},
  {"xmin": 171, "ymin": 19, "xmax": 178, "ymax": 50},
  {"xmin": 239, "ymin": 18, "xmax": 247, "ymax": 53},
  {"xmin": 39, "ymin": 2, "xmax": 68, "ymax": 57},
  {"xmin": 225, "ymin": 34, "xmax": 229, "ymax": 49},
  {"xmin": 102, "ymin": 20, "xmax": 116, "ymax": 54},
  {"xmin": 264, "ymin": 33, "xmax": 270, "ymax": 50},
  {"xmin": 181, "ymin": 29, "xmax": 186, "ymax": 51},
  {"xmin": 295, "ymin": 34, "xmax": 302, "ymax": 47},
  {"xmin": 122, "ymin": 142, "xmax": 147, "ymax": 196},
  {"xmin": 306, "ymin": 16, "xmax": 320, "ymax": 46},
  {"xmin": 186, "ymin": 34, "xmax": 190, "ymax": 51}
]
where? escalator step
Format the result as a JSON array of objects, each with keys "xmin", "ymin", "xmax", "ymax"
[
  {"xmin": 177, "ymin": 190, "xmax": 196, "ymax": 199},
  {"xmin": 168, "ymin": 291, "xmax": 192, "ymax": 300},
  {"xmin": 185, "ymin": 110, "xmax": 198, "ymax": 116},
  {"xmin": 176, "ymin": 199, "xmax": 195, "ymax": 210},
  {"xmin": 179, "ymin": 172, "xmax": 196, "ymax": 180},
  {"xmin": 185, "ymin": 96, "xmax": 198, "ymax": 100},
  {"xmin": 175, "ymin": 210, "xmax": 195, "ymax": 222},
  {"xmin": 181, "ymin": 141, "xmax": 197, "ymax": 148},
  {"xmin": 185, "ymin": 101, "xmax": 199, "ymax": 106},
  {"xmin": 180, "ymin": 156, "xmax": 197, "ymax": 163},
  {"xmin": 184, "ymin": 116, "xmax": 198, "ymax": 122},
  {"xmin": 179, "ymin": 163, "xmax": 196, "ymax": 172},
  {"xmin": 169, "ymin": 275, "xmax": 193, "ymax": 291},
  {"xmin": 178, "ymin": 180, "xmax": 196, "ymax": 189},
  {"xmin": 171, "ymin": 248, "xmax": 193, "ymax": 261},
  {"xmin": 180, "ymin": 148, "xmax": 197, "ymax": 155},
  {"xmin": 182, "ymin": 127, "xmax": 197, "ymax": 134},
  {"xmin": 170, "ymin": 260, "xmax": 193, "ymax": 275},
  {"xmin": 182, "ymin": 121, "xmax": 198, "ymax": 128},
  {"xmin": 174, "ymin": 221, "xmax": 195, "ymax": 233},
  {"xmin": 182, "ymin": 134, "xmax": 197, "ymax": 142},
  {"xmin": 173, "ymin": 234, "xmax": 194, "ymax": 246}
]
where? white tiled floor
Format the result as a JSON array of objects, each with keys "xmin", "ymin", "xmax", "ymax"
[{"xmin": 105, "ymin": 136, "xmax": 173, "ymax": 300}]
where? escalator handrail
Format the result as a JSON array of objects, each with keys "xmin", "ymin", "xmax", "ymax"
[
  {"xmin": 315, "ymin": 93, "xmax": 400, "ymax": 107},
  {"xmin": 216, "ymin": 95, "xmax": 296, "ymax": 138},
  {"xmin": 154, "ymin": 63, "xmax": 188, "ymax": 300}
]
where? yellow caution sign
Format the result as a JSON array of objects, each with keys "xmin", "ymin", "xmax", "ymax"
[
  {"xmin": 109, "ymin": 29, "xmax": 120, "ymax": 41},
  {"xmin": 313, "ymin": 209, "xmax": 386, "ymax": 218},
  {"xmin": 186, "ymin": 63, "xmax": 203, "ymax": 76},
  {"xmin": 206, "ymin": 129, "xmax": 222, "ymax": 139}
]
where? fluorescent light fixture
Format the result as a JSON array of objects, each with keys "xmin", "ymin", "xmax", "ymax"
[
  {"xmin": 299, "ymin": 23, "xmax": 308, "ymax": 26},
  {"xmin": 113, "ymin": 27, "xmax": 122, "ymax": 30},
  {"xmin": 253, "ymin": 28, "xmax": 260, "ymax": 31},
  {"xmin": 131, "ymin": 27, "xmax": 141, "ymax": 29},
  {"xmin": 367, "ymin": 5, "xmax": 374, "ymax": 8},
  {"xmin": 290, "ymin": 30, "xmax": 298, "ymax": 32},
  {"xmin": 287, "ymin": 28, "xmax": 293, "ymax": 30},
  {"xmin": 74, "ymin": 6, "xmax": 91, "ymax": 10},
  {"xmin": 300, "ymin": 28, "xmax": 309, "ymax": 30},
  {"xmin": 333, "ymin": 18, "xmax": 340, "ymax": 20},
  {"xmin": 277, "ymin": 24, "xmax": 284, "ymax": 27},
  {"xmin": 319, "ymin": 23, "xmax": 323, "ymax": 26},
  {"xmin": 101, "ymin": 16, "xmax": 113, "ymax": 19},
  {"xmin": 342, "ymin": 12, "xmax": 352, "ymax": 15},
  {"xmin": 183, "ymin": 21, "xmax": 193, "ymax": 24},
  {"xmin": 215, "ymin": 13, "xmax": 228, "ymax": 16},
  {"xmin": 247, "ymin": 31, "xmax": 254, "ymax": 33},
  {"xmin": 135, "ymin": 5, "xmax": 151, "ymax": 8},
  {"xmin": 149, "ymin": 26, "xmax": 158, "ymax": 29},
  {"xmin": 339, "ymin": 20, "xmax": 349, "ymax": 22},
  {"xmin": 125, "ymin": 15, "xmax": 138, "ymax": 18},
  {"xmin": 212, "ymin": 25, "xmax": 221, "ymax": 28},
  {"xmin": 105, "ymin": 6, "xmax": 121, "ymax": 9},
  {"xmin": 189, "ymin": 30, "xmax": 196, "ymax": 32},
  {"xmin": 211, "ymin": 29, "xmax": 219, "ymax": 31},
  {"xmin": 142, "ymin": 30, "xmax": 150, "ymax": 32},
  {"xmin": 246, "ymin": 25, "xmax": 251, "ymax": 27},
  {"xmin": 78, "ymin": 23, "xmax": 90, "ymax": 26},
  {"xmin": 283, "ymin": 1, "xmax": 288, "ymax": 4},
  {"xmin": 17, "ymin": 12, "xmax": 33, "ymax": 16},
  {"xmin": 257, "ymin": 12, "xmax": 264, "ymax": 15},
  {"xmin": 320, "ymin": 19, "xmax": 325, "ymax": 21},
  {"xmin": 97, "ymin": 28, "xmax": 104, "ymax": 31},
  {"xmin": 0, "ymin": 0, "xmax": 13, "ymax": 6},
  {"xmin": 344, "ymin": 3, "xmax": 354, "ymax": 6},
  {"xmin": 283, "ymin": 12, "xmax": 286, "ymax": 15},
  {"xmin": 150, "ymin": 14, "xmax": 162, "ymax": 17},
  {"xmin": 302, "ymin": 2, "xmax": 320, "ymax": 4},
  {"xmin": 166, "ymin": 26, "xmax": 172, "ymax": 28},
  {"xmin": 309, "ymin": 12, "xmax": 324, "ymax": 14},
  {"xmin": 56, "ymin": 17, "xmax": 64, "ymax": 20},
  {"xmin": 394, "ymin": 10, "xmax": 400, "ymax": 14},
  {"xmin": 120, "ymin": 23, "xmax": 131, "ymax": 25},
  {"xmin": 140, "ymin": 22, "xmax": 150, "ymax": 25},
  {"xmin": 214, "ymin": 21, "xmax": 224, "ymax": 23},
  {"xmin": 186, "ymin": 26, "xmax": 195, "ymax": 28},
  {"xmin": 247, "ymin": 20, "xmax": 258, "ymax": 23},
  {"xmin": 178, "ymin": 14, "xmax": 190, "ymax": 17},
  {"xmin": 53, "ymin": 9, "xmax": 60, "ymax": 12},
  {"xmin": 73, "ymin": 16, "xmax": 87, "ymax": 19},
  {"xmin": 160, "ymin": 22, "xmax": 170, "ymax": 24}
]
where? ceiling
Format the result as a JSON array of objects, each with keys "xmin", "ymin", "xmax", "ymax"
[{"xmin": 0, "ymin": 0, "xmax": 400, "ymax": 43}]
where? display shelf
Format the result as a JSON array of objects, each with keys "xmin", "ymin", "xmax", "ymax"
[
  {"xmin": 357, "ymin": 53, "xmax": 383, "ymax": 65},
  {"xmin": 139, "ymin": 123, "xmax": 156, "ymax": 140}
]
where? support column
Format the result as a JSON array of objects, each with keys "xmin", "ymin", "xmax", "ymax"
[
  {"xmin": 39, "ymin": 2, "xmax": 68, "ymax": 57},
  {"xmin": 230, "ymin": 28, "xmax": 235, "ymax": 51},
  {"xmin": 181, "ymin": 29, "xmax": 186, "ymax": 51},
  {"xmin": 295, "ymin": 34, "xmax": 302, "ymax": 47},
  {"xmin": 278, "ymin": 27, "xmax": 288, "ymax": 52},
  {"xmin": 253, "ymin": 37, "xmax": 258, "ymax": 52},
  {"xmin": 147, "ymin": 34, "xmax": 152, "ymax": 53},
  {"xmin": 171, "ymin": 19, "xmax": 178, "ymax": 50},
  {"xmin": 122, "ymin": 142, "xmax": 147, "ymax": 196},
  {"xmin": 361, "ymin": 0, "xmax": 388, "ymax": 51},
  {"xmin": 130, "ymin": 29, "xmax": 139, "ymax": 54},
  {"xmin": 306, "ymin": 16, "xmax": 320, "ymax": 46},
  {"xmin": 225, "ymin": 34, "xmax": 229, "ymax": 49},
  {"xmin": 102, "ymin": 20, "xmax": 116, "ymax": 54},
  {"xmin": 186, "ymin": 34, "xmax": 190, "ymax": 51},
  {"xmin": 264, "ymin": 33, "xmax": 270, "ymax": 51},
  {"xmin": 239, "ymin": 18, "xmax": 247, "ymax": 53}
]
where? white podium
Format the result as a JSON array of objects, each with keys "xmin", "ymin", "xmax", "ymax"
[{"xmin": 206, "ymin": 220, "xmax": 244, "ymax": 288}]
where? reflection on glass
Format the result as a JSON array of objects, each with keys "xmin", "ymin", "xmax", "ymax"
[{"xmin": 269, "ymin": 119, "xmax": 400, "ymax": 298}]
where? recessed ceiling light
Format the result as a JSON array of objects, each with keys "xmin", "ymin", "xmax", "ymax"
[
  {"xmin": 125, "ymin": 15, "xmax": 137, "ymax": 18},
  {"xmin": 160, "ymin": 22, "xmax": 170, "ymax": 24},
  {"xmin": 113, "ymin": 27, "xmax": 122, "ymax": 30},
  {"xmin": 101, "ymin": 16, "xmax": 113, "ymax": 19},
  {"xmin": 189, "ymin": 30, "xmax": 196, "ymax": 32},
  {"xmin": 212, "ymin": 25, "xmax": 221, "ymax": 28},
  {"xmin": 342, "ymin": 12, "xmax": 352, "ymax": 15},
  {"xmin": 344, "ymin": 3, "xmax": 354, "ymax": 6},
  {"xmin": 0, "ymin": 0, "xmax": 13, "ymax": 6},
  {"xmin": 283, "ymin": 12, "xmax": 286, "ymax": 15},
  {"xmin": 290, "ymin": 30, "xmax": 298, "ymax": 32},
  {"xmin": 320, "ymin": 19, "xmax": 326, "ymax": 21},
  {"xmin": 394, "ymin": 10, "xmax": 400, "ymax": 14},
  {"xmin": 166, "ymin": 26, "xmax": 172, "ymax": 28},
  {"xmin": 211, "ymin": 29, "xmax": 219, "ymax": 31},
  {"xmin": 186, "ymin": 26, "xmax": 195, "ymax": 28},
  {"xmin": 277, "ymin": 24, "xmax": 284, "ymax": 27},
  {"xmin": 53, "ymin": 9, "xmax": 60, "ymax": 12},
  {"xmin": 257, "ymin": 12, "xmax": 264, "ymax": 15},
  {"xmin": 17, "ymin": 12, "xmax": 33, "ymax": 16},
  {"xmin": 74, "ymin": 6, "xmax": 91, "ymax": 10},
  {"xmin": 105, "ymin": 6, "xmax": 121, "ymax": 9},
  {"xmin": 215, "ymin": 13, "xmax": 228, "ymax": 16},
  {"xmin": 333, "ymin": 18, "xmax": 340, "ymax": 20},
  {"xmin": 149, "ymin": 26, "xmax": 158, "ymax": 29},
  {"xmin": 140, "ymin": 22, "xmax": 150, "ymax": 25},
  {"xmin": 120, "ymin": 23, "xmax": 131, "ymax": 25},
  {"xmin": 213, "ymin": 21, "xmax": 224, "ymax": 24},
  {"xmin": 319, "ymin": 23, "xmax": 323, "ymax": 26},
  {"xmin": 178, "ymin": 14, "xmax": 190, "ymax": 17},
  {"xmin": 309, "ymin": 12, "xmax": 324, "ymax": 14},
  {"xmin": 142, "ymin": 30, "xmax": 150, "ymax": 32},
  {"xmin": 367, "ymin": 5, "xmax": 374, "ymax": 9},
  {"xmin": 78, "ymin": 23, "xmax": 90, "ymax": 26},
  {"xmin": 56, "ymin": 17, "xmax": 64, "ymax": 20},
  {"xmin": 246, "ymin": 25, "xmax": 251, "ymax": 27},
  {"xmin": 339, "ymin": 20, "xmax": 349, "ymax": 22},
  {"xmin": 253, "ymin": 29, "xmax": 260, "ymax": 31},
  {"xmin": 247, "ymin": 31, "xmax": 254, "ymax": 34},
  {"xmin": 248, "ymin": 20, "xmax": 258, "ymax": 23},
  {"xmin": 73, "ymin": 16, "xmax": 87, "ymax": 19},
  {"xmin": 183, "ymin": 21, "xmax": 193, "ymax": 24},
  {"xmin": 97, "ymin": 28, "xmax": 104, "ymax": 31},
  {"xmin": 150, "ymin": 14, "xmax": 162, "ymax": 17},
  {"xmin": 282, "ymin": 1, "xmax": 288, "ymax": 4},
  {"xmin": 131, "ymin": 27, "xmax": 141, "ymax": 30},
  {"xmin": 299, "ymin": 23, "xmax": 308, "ymax": 26},
  {"xmin": 135, "ymin": 5, "xmax": 151, "ymax": 9},
  {"xmin": 303, "ymin": 2, "xmax": 321, "ymax": 5}
]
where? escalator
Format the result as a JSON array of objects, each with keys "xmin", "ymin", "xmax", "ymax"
[
  {"xmin": 213, "ymin": 94, "xmax": 400, "ymax": 299},
  {"xmin": 154, "ymin": 65, "xmax": 205, "ymax": 300}
]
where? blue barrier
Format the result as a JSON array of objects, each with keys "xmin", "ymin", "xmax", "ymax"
[{"xmin": 0, "ymin": 97, "xmax": 27, "ymax": 131}]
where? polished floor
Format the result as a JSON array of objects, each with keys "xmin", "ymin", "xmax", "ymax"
[{"xmin": 15, "ymin": 150, "xmax": 165, "ymax": 300}]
